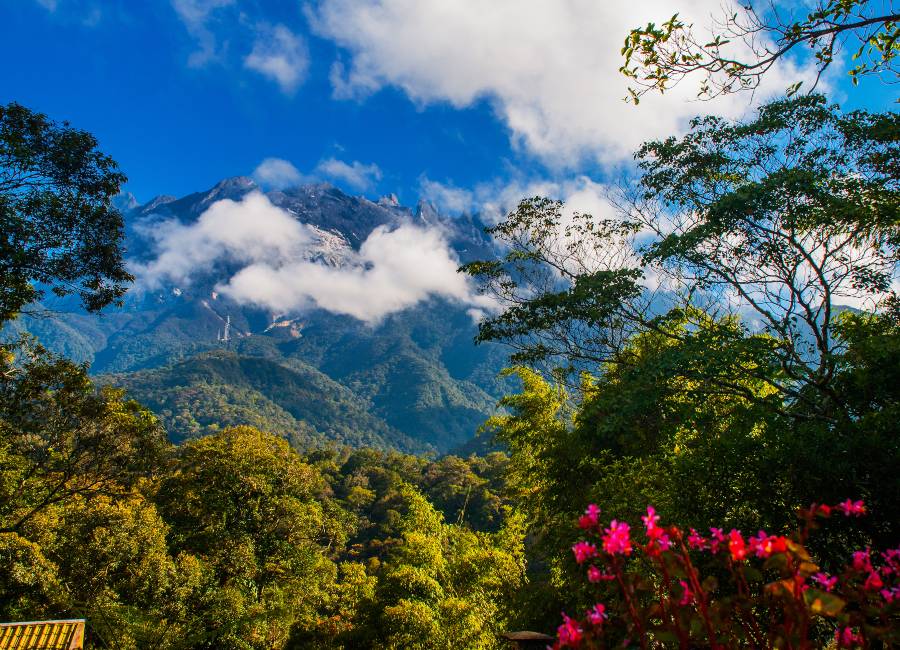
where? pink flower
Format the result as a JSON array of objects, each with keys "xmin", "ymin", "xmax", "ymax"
[
  {"xmin": 687, "ymin": 528, "xmax": 708, "ymax": 550},
  {"xmin": 881, "ymin": 547, "xmax": 900, "ymax": 575},
  {"xmin": 709, "ymin": 528, "xmax": 726, "ymax": 554},
  {"xmin": 578, "ymin": 504, "xmax": 602, "ymax": 530},
  {"xmin": 585, "ymin": 603, "xmax": 607, "ymax": 626},
  {"xmin": 557, "ymin": 613, "xmax": 583, "ymax": 648},
  {"xmin": 864, "ymin": 571, "xmax": 885, "ymax": 591},
  {"xmin": 678, "ymin": 579, "xmax": 694, "ymax": 606},
  {"xmin": 815, "ymin": 503, "xmax": 833, "ymax": 517},
  {"xmin": 572, "ymin": 541, "xmax": 598, "ymax": 565},
  {"xmin": 852, "ymin": 548, "xmax": 873, "ymax": 573},
  {"xmin": 835, "ymin": 627, "xmax": 863, "ymax": 648},
  {"xmin": 602, "ymin": 520, "xmax": 632, "ymax": 556},
  {"xmin": 641, "ymin": 506, "xmax": 660, "ymax": 531},
  {"xmin": 836, "ymin": 499, "xmax": 866, "ymax": 516},
  {"xmin": 881, "ymin": 586, "xmax": 900, "ymax": 603},
  {"xmin": 748, "ymin": 531, "xmax": 788, "ymax": 558},
  {"xmin": 728, "ymin": 529, "xmax": 748, "ymax": 562},
  {"xmin": 587, "ymin": 565, "xmax": 613, "ymax": 583},
  {"xmin": 812, "ymin": 572, "xmax": 838, "ymax": 592},
  {"xmin": 641, "ymin": 506, "xmax": 671, "ymax": 552}
]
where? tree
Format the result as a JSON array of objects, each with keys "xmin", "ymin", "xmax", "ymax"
[
  {"xmin": 621, "ymin": 0, "xmax": 900, "ymax": 102},
  {"xmin": 0, "ymin": 102, "xmax": 131, "ymax": 323},
  {"xmin": 463, "ymin": 95, "xmax": 899, "ymax": 420},
  {"xmin": 155, "ymin": 426, "xmax": 344, "ymax": 650},
  {"xmin": 0, "ymin": 340, "xmax": 168, "ymax": 535}
]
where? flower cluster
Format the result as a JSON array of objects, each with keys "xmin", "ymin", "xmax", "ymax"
[{"xmin": 553, "ymin": 500, "xmax": 899, "ymax": 649}]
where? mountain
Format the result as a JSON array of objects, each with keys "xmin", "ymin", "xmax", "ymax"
[{"xmin": 6, "ymin": 178, "xmax": 510, "ymax": 453}]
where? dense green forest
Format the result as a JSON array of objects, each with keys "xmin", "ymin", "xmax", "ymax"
[{"xmin": 2, "ymin": 3, "xmax": 899, "ymax": 647}]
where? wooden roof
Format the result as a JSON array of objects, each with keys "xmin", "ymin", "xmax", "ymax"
[{"xmin": 0, "ymin": 620, "xmax": 85, "ymax": 650}]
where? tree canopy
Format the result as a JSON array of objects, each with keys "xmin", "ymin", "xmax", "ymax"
[{"xmin": 0, "ymin": 102, "xmax": 132, "ymax": 323}]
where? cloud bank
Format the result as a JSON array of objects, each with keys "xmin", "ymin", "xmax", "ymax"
[
  {"xmin": 309, "ymin": 0, "xmax": 819, "ymax": 166},
  {"xmin": 132, "ymin": 192, "xmax": 493, "ymax": 323}
]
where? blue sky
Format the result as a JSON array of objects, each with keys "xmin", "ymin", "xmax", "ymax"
[{"xmin": 0, "ymin": 0, "xmax": 894, "ymax": 211}]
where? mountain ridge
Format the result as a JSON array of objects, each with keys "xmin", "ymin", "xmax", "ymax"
[{"xmin": 6, "ymin": 178, "xmax": 509, "ymax": 453}]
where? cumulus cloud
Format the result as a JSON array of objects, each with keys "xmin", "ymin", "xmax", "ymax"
[
  {"xmin": 131, "ymin": 192, "xmax": 315, "ymax": 289},
  {"xmin": 252, "ymin": 158, "xmax": 305, "ymax": 189},
  {"xmin": 308, "ymin": 0, "xmax": 820, "ymax": 166},
  {"xmin": 132, "ymin": 192, "xmax": 494, "ymax": 324},
  {"xmin": 171, "ymin": 0, "xmax": 234, "ymax": 67},
  {"xmin": 244, "ymin": 23, "xmax": 309, "ymax": 94},
  {"xmin": 315, "ymin": 158, "xmax": 382, "ymax": 192}
]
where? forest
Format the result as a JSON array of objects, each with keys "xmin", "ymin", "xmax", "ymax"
[{"xmin": 1, "ymin": 1, "xmax": 899, "ymax": 648}]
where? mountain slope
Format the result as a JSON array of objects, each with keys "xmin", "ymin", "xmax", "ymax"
[
  {"xmin": 102, "ymin": 351, "xmax": 427, "ymax": 453},
  {"xmin": 6, "ymin": 178, "xmax": 509, "ymax": 453}
]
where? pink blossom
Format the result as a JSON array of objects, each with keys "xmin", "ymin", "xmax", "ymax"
[
  {"xmin": 881, "ymin": 547, "xmax": 900, "ymax": 575},
  {"xmin": 578, "ymin": 504, "xmax": 601, "ymax": 531},
  {"xmin": 812, "ymin": 572, "xmax": 838, "ymax": 592},
  {"xmin": 835, "ymin": 627, "xmax": 863, "ymax": 648},
  {"xmin": 881, "ymin": 586, "xmax": 900, "ymax": 603},
  {"xmin": 587, "ymin": 565, "xmax": 613, "ymax": 583},
  {"xmin": 709, "ymin": 528, "xmax": 726, "ymax": 554},
  {"xmin": 585, "ymin": 603, "xmax": 607, "ymax": 626},
  {"xmin": 602, "ymin": 520, "xmax": 632, "ymax": 556},
  {"xmin": 836, "ymin": 499, "xmax": 866, "ymax": 517},
  {"xmin": 641, "ymin": 506, "xmax": 660, "ymax": 531},
  {"xmin": 687, "ymin": 528, "xmax": 708, "ymax": 550},
  {"xmin": 852, "ymin": 548, "xmax": 873, "ymax": 573},
  {"xmin": 678, "ymin": 579, "xmax": 694, "ymax": 606},
  {"xmin": 557, "ymin": 613, "xmax": 583, "ymax": 648},
  {"xmin": 572, "ymin": 541, "xmax": 598, "ymax": 565},
  {"xmin": 728, "ymin": 529, "xmax": 748, "ymax": 562},
  {"xmin": 864, "ymin": 571, "xmax": 884, "ymax": 591},
  {"xmin": 748, "ymin": 531, "xmax": 788, "ymax": 558}
]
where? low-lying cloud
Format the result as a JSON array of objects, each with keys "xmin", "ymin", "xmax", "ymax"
[{"xmin": 132, "ymin": 191, "xmax": 494, "ymax": 324}]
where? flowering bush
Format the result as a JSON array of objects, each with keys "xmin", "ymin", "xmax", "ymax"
[{"xmin": 554, "ymin": 500, "xmax": 899, "ymax": 648}]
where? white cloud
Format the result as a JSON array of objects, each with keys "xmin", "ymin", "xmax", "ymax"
[
  {"xmin": 132, "ymin": 192, "xmax": 494, "ymax": 324},
  {"xmin": 244, "ymin": 24, "xmax": 309, "ymax": 94},
  {"xmin": 308, "ymin": 0, "xmax": 820, "ymax": 166},
  {"xmin": 418, "ymin": 177, "xmax": 475, "ymax": 214},
  {"xmin": 220, "ymin": 221, "xmax": 495, "ymax": 322},
  {"xmin": 252, "ymin": 158, "xmax": 305, "ymax": 189},
  {"xmin": 171, "ymin": 0, "xmax": 234, "ymax": 67},
  {"xmin": 34, "ymin": 0, "xmax": 58, "ymax": 11},
  {"xmin": 131, "ymin": 192, "xmax": 315, "ymax": 289},
  {"xmin": 315, "ymin": 158, "xmax": 382, "ymax": 192},
  {"xmin": 420, "ymin": 174, "xmax": 614, "ymax": 224}
]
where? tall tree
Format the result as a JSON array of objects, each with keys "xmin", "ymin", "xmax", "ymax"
[
  {"xmin": 0, "ymin": 102, "xmax": 131, "ymax": 323},
  {"xmin": 463, "ymin": 95, "xmax": 899, "ymax": 420}
]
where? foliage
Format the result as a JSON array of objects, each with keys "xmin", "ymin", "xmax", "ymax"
[
  {"xmin": 0, "ymin": 102, "xmax": 131, "ymax": 323},
  {"xmin": 553, "ymin": 500, "xmax": 898, "ymax": 648},
  {"xmin": 621, "ymin": 0, "xmax": 900, "ymax": 102},
  {"xmin": 0, "ymin": 338, "xmax": 168, "ymax": 535}
]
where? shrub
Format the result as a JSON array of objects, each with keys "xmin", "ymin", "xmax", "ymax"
[{"xmin": 554, "ymin": 500, "xmax": 899, "ymax": 648}]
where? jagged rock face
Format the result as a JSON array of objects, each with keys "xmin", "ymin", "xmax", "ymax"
[{"xmin": 12, "ymin": 179, "xmax": 508, "ymax": 454}]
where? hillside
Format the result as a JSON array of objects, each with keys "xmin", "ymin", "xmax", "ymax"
[{"xmin": 7, "ymin": 178, "xmax": 509, "ymax": 452}]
